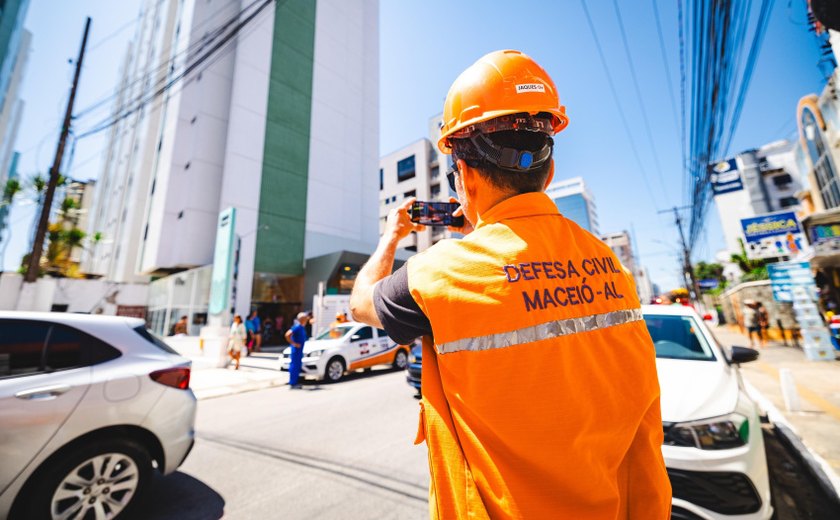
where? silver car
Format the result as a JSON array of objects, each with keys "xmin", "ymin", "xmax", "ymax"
[{"xmin": 0, "ymin": 312, "xmax": 197, "ymax": 519}]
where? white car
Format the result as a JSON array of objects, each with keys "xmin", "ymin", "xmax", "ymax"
[
  {"xmin": 0, "ymin": 312, "xmax": 197, "ymax": 519},
  {"xmin": 643, "ymin": 305, "xmax": 772, "ymax": 520},
  {"xmin": 280, "ymin": 322, "xmax": 410, "ymax": 382}
]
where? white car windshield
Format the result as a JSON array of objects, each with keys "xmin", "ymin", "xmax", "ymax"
[
  {"xmin": 315, "ymin": 324, "xmax": 355, "ymax": 341},
  {"xmin": 644, "ymin": 314, "xmax": 716, "ymax": 361}
]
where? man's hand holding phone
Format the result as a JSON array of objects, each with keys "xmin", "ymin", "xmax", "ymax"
[
  {"xmin": 384, "ymin": 197, "xmax": 426, "ymax": 245},
  {"xmin": 446, "ymin": 197, "xmax": 473, "ymax": 235}
]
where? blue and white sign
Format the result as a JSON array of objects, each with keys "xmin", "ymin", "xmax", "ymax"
[
  {"xmin": 709, "ymin": 158, "xmax": 743, "ymax": 195},
  {"xmin": 740, "ymin": 211, "xmax": 805, "ymax": 259},
  {"xmin": 209, "ymin": 207, "xmax": 237, "ymax": 315},
  {"xmin": 767, "ymin": 261, "xmax": 813, "ymax": 302}
]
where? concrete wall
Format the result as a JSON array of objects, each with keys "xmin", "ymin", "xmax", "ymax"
[
  {"xmin": 0, "ymin": 272, "xmax": 148, "ymax": 314},
  {"xmin": 720, "ymin": 280, "xmax": 798, "ymax": 340}
]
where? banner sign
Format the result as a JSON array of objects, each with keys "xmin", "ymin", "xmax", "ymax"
[
  {"xmin": 806, "ymin": 221, "xmax": 840, "ymax": 256},
  {"xmin": 740, "ymin": 211, "xmax": 805, "ymax": 259},
  {"xmin": 697, "ymin": 278, "xmax": 720, "ymax": 290},
  {"xmin": 709, "ymin": 158, "xmax": 743, "ymax": 195},
  {"xmin": 767, "ymin": 261, "xmax": 813, "ymax": 302},
  {"xmin": 209, "ymin": 207, "xmax": 236, "ymax": 315}
]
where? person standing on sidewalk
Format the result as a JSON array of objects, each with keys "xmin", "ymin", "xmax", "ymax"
[
  {"xmin": 350, "ymin": 50, "xmax": 671, "ymax": 519},
  {"xmin": 756, "ymin": 301, "xmax": 770, "ymax": 348},
  {"xmin": 743, "ymin": 300, "xmax": 760, "ymax": 348},
  {"xmin": 247, "ymin": 310, "xmax": 262, "ymax": 353},
  {"xmin": 227, "ymin": 315, "xmax": 247, "ymax": 370},
  {"xmin": 285, "ymin": 312, "xmax": 310, "ymax": 389}
]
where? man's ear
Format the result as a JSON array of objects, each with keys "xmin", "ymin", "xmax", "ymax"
[
  {"xmin": 458, "ymin": 159, "xmax": 478, "ymax": 198},
  {"xmin": 543, "ymin": 160, "xmax": 555, "ymax": 190}
]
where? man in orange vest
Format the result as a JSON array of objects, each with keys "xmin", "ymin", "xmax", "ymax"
[{"xmin": 351, "ymin": 50, "xmax": 671, "ymax": 519}]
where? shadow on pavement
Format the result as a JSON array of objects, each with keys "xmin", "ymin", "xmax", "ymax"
[{"xmin": 136, "ymin": 471, "xmax": 225, "ymax": 520}]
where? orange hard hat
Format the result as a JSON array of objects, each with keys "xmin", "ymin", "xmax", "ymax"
[{"xmin": 438, "ymin": 50, "xmax": 569, "ymax": 154}]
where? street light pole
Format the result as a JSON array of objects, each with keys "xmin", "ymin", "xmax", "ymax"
[
  {"xmin": 25, "ymin": 18, "xmax": 91, "ymax": 282},
  {"xmin": 658, "ymin": 206, "xmax": 702, "ymax": 304}
]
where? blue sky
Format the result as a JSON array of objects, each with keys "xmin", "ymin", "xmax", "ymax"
[{"xmin": 4, "ymin": 0, "xmax": 827, "ymax": 292}]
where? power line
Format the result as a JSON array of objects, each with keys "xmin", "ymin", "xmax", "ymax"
[
  {"xmin": 76, "ymin": 0, "xmax": 274, "ymax": 139},
  {"xmin": 651, "ymin": 0, "xmax": 683, "ymax": 173},
  {"xmin": 579, "ymin": 0, "xmax": 662, "ymax": 210},
  {"xmin": 610, "ymin": 0, "xmax": 670, "ymax": 202},
  {"xmin": 73, "ymin": 0, "xmax": 268, "ymax": 123}
]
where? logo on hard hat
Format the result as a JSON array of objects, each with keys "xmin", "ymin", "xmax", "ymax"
[{"xmin": 516, "ymin": 83, "xmax": 545, "ymax": 93}]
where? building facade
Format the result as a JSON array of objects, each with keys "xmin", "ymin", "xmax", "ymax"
[
  {"xmin": 379, "ymin": 138, "xmax": 449, "ymax": 252},
  {"xmin": 711, "ymin": 140, "xmax": 803, "ymax": 256},
  {"xmin": 545, "ymin": 176, "xmax": 599, "ymax": 235},
  {"xmin": 0, "ymin": 0, "xmax": 30, "ymax": 243},
  {"xmin": 601, "ymin": 230, "xmax": 654, "ymax": 303},
  {"xmin": 84, "ymin": 0, "xmax": 379, "ymax": 336}
]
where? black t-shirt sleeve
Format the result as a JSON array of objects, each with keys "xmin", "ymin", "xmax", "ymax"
[{"xmin": 373, "ymin": 264, "xmax": 432, "ymax": 344}]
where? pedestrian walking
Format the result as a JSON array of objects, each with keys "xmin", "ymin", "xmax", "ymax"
[
  {"xmin": 350, "ymin": 50, "xmax": 671, "ymax": 518},
  {"xmin": 756, "ymin": 301, "xmax": 770, "ymax": 348},
  {"xmin": 743, "ymin": 300, "xmax": 761, "ymax": 348},
  {"xmin": 246, "ymin": 310, "xmax": 262, "ymax": 353},
  {"xmin": 285, "ymin": 311, "xmax": 310, "ymax": 389},
  {"xmin": 227, "ymin": 315, "xmax": 247, "ymax": 370}
]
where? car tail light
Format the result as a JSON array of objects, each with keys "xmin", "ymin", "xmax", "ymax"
[{"xmin": 150, "ymin": 367, "xmax": 191, "ymax": 389}]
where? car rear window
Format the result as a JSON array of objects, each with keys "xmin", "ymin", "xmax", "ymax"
[
  {"xmin": 644, "ymin": 314, "xmax": 716, "ymax": 361},
  {"xmin": 133, "ymin": 326, "xmax": 179, "ymax": 355}
]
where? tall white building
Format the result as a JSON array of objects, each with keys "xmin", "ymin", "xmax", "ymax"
[
  {"xmin": 379, "ymin": 138, "xmax": 449, "ymax": 252},
  {"xmin": 545, "ymin": 176, "xmax": 599, "ymax": 235},
  {"xmin": 84, "ymin": 0, "xmax": 379, "ymax": 335},
  {"xmin": 711, "ymin": 139, "xmax": 803, "ymax": 256},
  {"xmin": 601, "ymin": 230, "xmax": 653, "ymax": 303}
]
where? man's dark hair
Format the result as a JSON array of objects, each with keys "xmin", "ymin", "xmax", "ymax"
[{"xmin": 450, "ymin": 129, "xmax": 553, "ymax": 194}]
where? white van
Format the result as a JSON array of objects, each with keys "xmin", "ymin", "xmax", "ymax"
[{"xmin": 279, "ymin": 322, "xmax": 410, "ymax": 382}]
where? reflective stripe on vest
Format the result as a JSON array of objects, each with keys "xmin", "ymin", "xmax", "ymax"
[{"xmin": 437, "ymin": 307, "xmax": 643, "ymax": 354}]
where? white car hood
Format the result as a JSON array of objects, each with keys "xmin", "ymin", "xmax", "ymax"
[
  {"xmin": 656, "ymin": 358, "xmax": 739, "ymax": 423},
  {"xmin": 301, "ymin": 338, "xmax": 344, "ymax": 354}
]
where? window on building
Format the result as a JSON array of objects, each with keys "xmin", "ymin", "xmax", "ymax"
[
  {"xmin": 379, "ymin": 168, "xmax": 383, "ymax": 190},
  {"xmin": 431, "ymin": 184, "xmax": 441, "ymax": 198},
  {"xmin": 397, "ymin": 155, "xmax": 416, "ymax": 182},
  {"xmin": 430, "ymin": 166, "xmax": 439, "ymax": 179},
  {"xmin": 802, "ymin": 107, "xmax": 840, "ymax": 209},
  {"xmin": 778, "ymin": 196, "xmax": 799, "ymax": 208},
  {"xmin": 404, "ymin": 190, "xmax": 416, "ymax": 199},
  {"xmin": 772, "ymin": 173, "xmax": 793, "ymax": 188}
]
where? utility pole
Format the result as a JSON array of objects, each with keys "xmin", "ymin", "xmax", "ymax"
[
  {"xmin": 658, "ymin": 206, "xmax": 701, "ymax": 304},
  {"xmin": 24, "ymin": 17, "xmax": 91, "ymax": 282}
]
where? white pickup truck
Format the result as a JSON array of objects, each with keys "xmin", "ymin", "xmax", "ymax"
[{"xmin": 279, "ymin": 321, "xmax": 410, "ymax": 382}]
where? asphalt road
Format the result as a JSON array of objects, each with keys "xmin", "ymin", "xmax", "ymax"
[
  {"xmin": 134, "ymin": 366, "xmax": 840, "ymax": 520},
  {"xmin": 138, "ymin": 368, "xmax": 429, "ymax": 520}
]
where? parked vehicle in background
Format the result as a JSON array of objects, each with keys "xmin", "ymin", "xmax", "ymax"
[
  {"xmin": 644, "ymin": 304, "xmax": 772, "ymax": 520},
  {"xmin": 404, "ymin": 306, "xmax": 772, "ymax": 519},
  {"xmin": 280, "ymin": 321, "xmax": 409, "ymax": 383},
  {"xmin": 406, "ymin": 343, "xmax": 422, "ymax": 395},
  {"xmin": 0, "ymin": 312, "xmax": 196, "ymax": 520}
]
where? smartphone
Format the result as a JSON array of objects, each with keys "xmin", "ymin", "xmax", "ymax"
[{"xmin": 409, "ymin": 201, "xmax": 465, "ymax": 227}]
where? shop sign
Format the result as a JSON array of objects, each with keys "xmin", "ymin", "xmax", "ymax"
[
  {"xmin": 767, "ymin": 261, "xmax": 813, "ymax": 302},
  {"xmin": 697, "ymin": 279, "xmax": 720, "ymax": 290},
  {"xmin": 209, "ymin": 207, "xmax": 236, "ymax": 315},
  {"xmin": 807, "ymin": 222, "xmax": 840, "ymax": 256},
  {"xmin": 709, "ymin": 158, "xmax": 743, "ymax": 195},
  {"xmin": 740, "ymin": 211, "xmax": 805, "ymax": 259}
]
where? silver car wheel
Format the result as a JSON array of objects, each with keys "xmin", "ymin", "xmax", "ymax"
[
  {"xmin": 394, "ymin": 349, "xmax": 408, "ymax": 369},
  {"xmin": 51, "ymin": 453, "xmax": 139, "ymax": 520},
  {"xmin": 327, "ymin": 358, "xmax": 344, "ymax": 382}
]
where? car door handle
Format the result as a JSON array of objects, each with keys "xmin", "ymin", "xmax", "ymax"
[{"xmin": 15, "ymin": 384, "xmax": 72, "ymax": 400}]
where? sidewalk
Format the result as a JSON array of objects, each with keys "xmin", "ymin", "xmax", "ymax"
[
  {"xmin": 713, "ymin": 325, "xmax": 840, "ymax": 496},
  {"xmin": 166, "ymin": 336, "xmax": 290, "ymax": 400}
]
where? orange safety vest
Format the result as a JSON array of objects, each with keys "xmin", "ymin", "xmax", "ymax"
[{"xmin": 407, "ymin": 192, "xmax": 671, "ymax": 519}]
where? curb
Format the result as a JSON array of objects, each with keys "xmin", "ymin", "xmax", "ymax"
[
  {"xmin": 193, "ymin": 375, "xmax": 288, "ymax": 400},
  {"xmin": 773, "ymin": 423, "xmax": 840, "ymax": 509}
]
